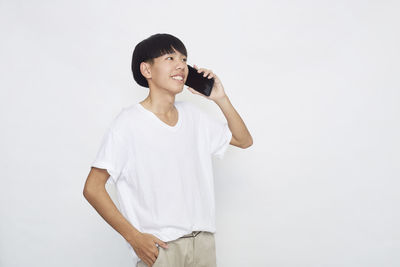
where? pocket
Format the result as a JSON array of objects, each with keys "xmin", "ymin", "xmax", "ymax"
[
  {"xmin": 153, "ymin": 246, "xmax": 162, "ymax": 266},
  {"xmin": 136, "ymin": 247, "xmax": 161, "ymax": 267}
]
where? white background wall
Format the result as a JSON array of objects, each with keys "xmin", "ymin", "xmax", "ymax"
[{"xmin": 1, "ymin": 0, "xmax": 399, "ymax": 266}]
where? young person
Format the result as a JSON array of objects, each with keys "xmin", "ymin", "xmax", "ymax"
[{"xmin": 83, "ymin": 33, "xmax": 253, "ymax": 267}]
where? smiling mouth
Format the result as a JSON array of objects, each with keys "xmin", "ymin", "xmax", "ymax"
[{"xmin": 171, "ymin": 76, "xmax": 184, "ymax": 83}]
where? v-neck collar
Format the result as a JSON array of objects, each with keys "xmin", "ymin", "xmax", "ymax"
[{"xmin": 136, "ymin": 101, "xmax": 182, "ymax": 132}]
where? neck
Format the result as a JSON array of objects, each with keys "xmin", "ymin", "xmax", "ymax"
[{"xmin": 140, "ymin": 91, "xmax": 176, "ymax": 116}]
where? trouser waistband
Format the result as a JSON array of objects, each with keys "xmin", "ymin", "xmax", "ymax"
[{"xmin": 180, "ymin": 231, "xmax": 202, "ymax": 238}]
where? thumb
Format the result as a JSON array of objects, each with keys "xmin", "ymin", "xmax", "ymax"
[
  {"xmin": 154, "ymin": 237, "xmax": 169, "ymax": 249},
  {"xmin": 187, "ymin": 86, "xmax": 200, "ymax": 95}
]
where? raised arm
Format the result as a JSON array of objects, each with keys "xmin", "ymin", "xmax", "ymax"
[
  {"xmin": 186, "ymin": 65, "xmax": 253, "ymax": 149},
  {"xmin": 215, "ymin": 95, "xmax": 253, "ymax": 148}
]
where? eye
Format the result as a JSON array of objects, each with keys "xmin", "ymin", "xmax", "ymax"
[{"xmin": 166, "ymin": 56, "xmax": 187, "ymax": 62}]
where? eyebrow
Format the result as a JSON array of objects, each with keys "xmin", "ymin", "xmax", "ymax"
[{"xmin": 166, "ymin": 52, "xmax": 186, "ymax": 57}]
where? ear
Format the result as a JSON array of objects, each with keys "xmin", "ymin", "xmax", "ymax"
[{"xmin": 140, "ymin": 62, "xmax": 152, "ymax": 79}]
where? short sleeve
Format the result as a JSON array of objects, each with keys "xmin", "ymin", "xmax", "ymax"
[
  {"xmin": 91, "ymin": 125, "xmax": 129, "ymax": 184},
  {"xmin": 202, "ymin": 112, "xmax": 232, "ymax": 160}
]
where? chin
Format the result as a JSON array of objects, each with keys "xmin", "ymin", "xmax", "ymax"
[
  {"xmin": 175, "ymin": 87, "xmax": 184, "ymax": 94},
  {"xmin": 173, "ymin": 84, "xmax": 185, "ymax": 92}
]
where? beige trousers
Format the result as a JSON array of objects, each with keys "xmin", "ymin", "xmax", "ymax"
[{"xmin": 136, "ymin": 231, "xmax": 217, "ymax": 267}]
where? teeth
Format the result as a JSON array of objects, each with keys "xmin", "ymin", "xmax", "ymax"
[{"xmin": 172, "ymin": 76, "xmax": 183, "ymax": 81}]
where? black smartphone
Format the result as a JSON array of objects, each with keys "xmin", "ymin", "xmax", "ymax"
[{"xmin": 185, "ymin": 65, "xmax": 214, "ymax": 96}]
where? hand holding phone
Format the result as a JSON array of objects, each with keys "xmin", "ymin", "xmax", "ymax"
[{"xmin": 185, "ymin": 65, "xmax": 214, "ymax": 96}]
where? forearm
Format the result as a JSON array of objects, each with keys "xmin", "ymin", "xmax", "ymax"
[
  {"xmin": 83, "ymin": 186, "xmax": 141, "ymax": 244},
  {"xmin": 215, "ymin": 96, "xmax": 253, "ymax": 147}
]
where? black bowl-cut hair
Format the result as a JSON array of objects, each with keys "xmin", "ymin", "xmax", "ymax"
[{"xmin": 131, "ymin": 33, "xmax": 188, "ymax": 88}]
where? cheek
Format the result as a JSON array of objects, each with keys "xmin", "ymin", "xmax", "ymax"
[{"xmin": 153, "ymin": 69, "xmax": 169, "ymax": 81}]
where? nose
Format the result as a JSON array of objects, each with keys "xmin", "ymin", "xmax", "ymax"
[{"xmin": 176, "ymin": 59, "xmax": 186, "ymax": 70}]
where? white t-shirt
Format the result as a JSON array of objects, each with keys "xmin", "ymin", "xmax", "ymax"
[{"xmin": 91, "ymin": 100, "xmax": 232, "ymax": 264}]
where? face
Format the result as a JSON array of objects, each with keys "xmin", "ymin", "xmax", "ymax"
[{"xmin": 145, "ymin": 48, "xmax": 188, "ymax": 94}]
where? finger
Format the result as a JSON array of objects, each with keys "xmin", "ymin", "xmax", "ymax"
[
  {"xmin": 190, "ymin": 87, "xmax": 200, "ymax": 94},
  {"xmin": 188, "ymin": 87, "xmax": 202, "ymax": 96},
  {"xmin": 199, "ymin": 69, "xmax": 213, "ymax": 78},
  {"xmin": 207, "ymin": 72, "xmax": 215, "ymax": 79},
  {"xmin": 187, "ymin": 87, "xmax": 199, "ymax": 95},
  {"xmin": 202, "ymin": 70, "xmax": 212, "ymax": 77},
  {"xmin": 146, "ymin": 253, "xmax": 156, "ymax": 266},
  {"xmin": 151, "ymin": 252, "xmax": 157, "ymax": 262},
  {"xmin": 197, "ymin": 69, "xmax": 207, "ymax": 76},
  {"xmin": 155, "ymin": 238, "xmax": 169, "ymax": 248}
]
